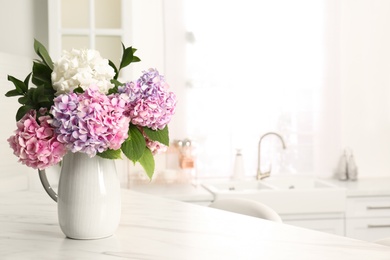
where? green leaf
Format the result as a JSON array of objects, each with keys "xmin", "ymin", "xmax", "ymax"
[
  {"xmin": 109, "ymin": 60, "xmax": 119, "ymax": 79},
  {"xmin": 98, "ymin": 149, "xmax": 122, "ymax": 159},
  {"xmin": 121, "ymin": 124, "xmax": 146, "ymax": 163},
  {"xmin": 24, "ymin": 73, "xmax": 31, "ymax": 89},
  {"xmin": 139, "ymin": 148, "xmax": 155, "ymax": 179},
  {"xmin": 16, "ymin": 106, "xmax": 32, "ymax": 121},
  {"xmin": 32, "ymin": 86, "xmax": 45, "ymax": 103},
  {"xmin": 5, "ymin": 89, "xmax": 22, "ymax": 97},
  {"xmin": 18, "ymin": 96, "xmax": 29, "ymax": 105},
  {"xmin": 39, "ymin": 101, "xmax": 54, "ymax": 110},
  {"xmin": 34, "ymin": 39, "xmax": 53, "ymax": 70},
  {"xmin": 131, "ymin": 48, "xmax": 140, "ymax": 62},
  {"xmin": 143, "ymin": 126, "xmax": 169, "ymax": 146},
  {"xmin": 111, "ymin": 79, "xmax": 123, "ymax": 87},
  {"xmin": 107, "ymin": 79, "xmax": 123, "ymax": 94},
  {"xmin": 108, "ymin": 86, "xmax": 118, "ymax": 95},
  {"xmin": 132, "ymin": 56, "xmax": 141, "ymax": 62},
  {"xmin": 38, "ymin": 95, "xmax": 50, "ymax": 103},
  {"xmin": 73, "ymin": 86, "xmax": 84, "ymax": 93},
  {"xmin": 8, "ymin": 75, "xmax": 27, "ymax": 94},
  {"xmin": 47, "ymin": 85, "xmax": 55, "ymax": 93},
  {"xmin": 26, "ymin": 88, "xmax": 34, "ymax": 99},
  {"xmin": 32, "ymin": 61, "xmax": 52, "ymax": 85},
  {"xmin": 108, "ymin": 87, "xmax": 118, "ymax": 95},
  {"xmin": 119, "ymin": 44, "xmax": 134, "ymax": 70}
]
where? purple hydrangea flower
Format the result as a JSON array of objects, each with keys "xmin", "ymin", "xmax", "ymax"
[
  {"xmin": 119, "ymin": 69, "xmax": 177, "ymax": 130},
  {"xmin": 50, "ymin": 85, "xmax": 130, "ymax": 157}
]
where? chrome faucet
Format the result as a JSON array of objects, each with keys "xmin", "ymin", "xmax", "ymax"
[{"xmin": 257, "ymin": 132, "xmax": 286, "ymax": 180}]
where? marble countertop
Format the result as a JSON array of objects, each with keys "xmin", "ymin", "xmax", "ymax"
[
  {"xmin": 328, "ymin": 177, "xmax": 390, "ymax": 197},
  {"xmin": 1, "ymin": 189, "xmax": 390, "ymax": 259},
  {"xmin": 130, "ymin": 177, "xmax": 390, "ymax": 205},
  {"xmin": 127, "ymin": 182, "xmax": 213, "ymax": 202},
  {"xmin": 0, "ymin": 172, "xmax": 28, "ymax": 193}
]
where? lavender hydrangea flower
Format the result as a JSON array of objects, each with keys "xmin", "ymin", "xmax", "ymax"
[
  {"xmin": 119, "ymin": 69, "xmax": 177, "ymax": 130},
  {"xmin": 50, "ymin": 85, "xmax": 130, "ymax": 157}
]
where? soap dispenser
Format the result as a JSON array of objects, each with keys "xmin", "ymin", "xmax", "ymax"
[{"xmin": 232, "ymin": 149, "xmax": 245, "ymax": 180}]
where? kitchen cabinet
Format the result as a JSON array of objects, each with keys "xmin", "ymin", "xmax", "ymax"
[
  {"xmin": 200, "ymin": 178, "xmax": 347, "ymax": 236},
  {"xmin": 129, "ymin": 181, "xmax": 346, "ymax": 236},
  {"xmin": 129, "ymin": 177, "xmax": 390, "ymax": 240},
  {"xmin": 346, "ymin": 196, "xmax": 390, "ymax": 241},
  {"xmin": 282, "ymin": 213, "xmax": 345, "ymax": 236},
  {"xmin": 327, "ymin": 177, "xmax": 390, "ymax": 241}
]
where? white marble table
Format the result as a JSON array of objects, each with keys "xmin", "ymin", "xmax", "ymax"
[{"xmin": 1, "ymin": 189, "xmax": 390, "ymax": 259}]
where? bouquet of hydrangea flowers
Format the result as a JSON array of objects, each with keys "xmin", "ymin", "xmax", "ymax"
[{"xmin": 5, "ymin": 40, "xmax": 177, "ymax": 178}]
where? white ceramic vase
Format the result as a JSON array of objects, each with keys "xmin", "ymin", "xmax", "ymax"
[{"xmin": 39, "ymin": 152, "xmax": 121, "ymax": 240}]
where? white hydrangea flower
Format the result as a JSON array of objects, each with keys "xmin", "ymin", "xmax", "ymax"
[{"xmin": 51, "ymin": 49, "xmax": 115, "ymax": 95}]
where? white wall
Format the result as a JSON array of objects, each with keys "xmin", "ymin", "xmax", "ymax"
[
  {"xmin": 315, "ymin": 0, "xmax": 343, "ymax": 178},
  {"xmin": 0, "ymin": 0, "xmax": 48, "ymax": 57},
  {"xmin": 0, "ymin": 53, "xmax": 34, "ymax": 191},
  {"xmin": 0, "ymin": 0, "xmax": 49, "ymax": 189},
  {"xmin": 340, "ymin": 0, "xmax": 390, "ymax": 178}
]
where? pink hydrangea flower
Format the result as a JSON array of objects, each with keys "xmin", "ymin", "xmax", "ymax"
[
  {"xmin": 50, "ymin": 85, "xmax": 130, "ymax": 157},
  {"xmin": 119, "ymin": 69, "xmax": 177, "ymax": 130},
  {"xmin": 137, "ymin": 127, "xmax": 167, "ymax": 155},
  {"xmin": 7, "ymin": 110, "xmax": 67, "ymax": 170},
  {"xmin": 146, "ymin": 138, "xmax": 167, "ymax": 155}
]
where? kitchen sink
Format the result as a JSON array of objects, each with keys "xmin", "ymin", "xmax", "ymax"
[
  {"xmin": 261, "ymin": 177, "xmax": 337, "ymax": 190},
  {"xmin": 202, "ymin": 177, "xmax": 346, "ymax": 215},
  {"xmin": 202, "ymin": 179, "xmax": 273, "ymax": 193}
]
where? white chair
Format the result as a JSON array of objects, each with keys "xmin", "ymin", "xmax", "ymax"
[
  {"xmin": 209, "ymin": 198, "xmax": 282, "ymax": 223},
  {"xmin": 374, "ymin": 238, "xmax": 390, "ymax": 247}
]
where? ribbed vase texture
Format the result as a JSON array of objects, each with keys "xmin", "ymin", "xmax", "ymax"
[{"xmin": 57, "ymin": 152, "xmax": 121, "ymax": 239}]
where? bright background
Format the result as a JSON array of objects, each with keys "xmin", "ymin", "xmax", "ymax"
[{"xmin": 1, "ymin": 0, "xmax": 390, "ymax": 186}]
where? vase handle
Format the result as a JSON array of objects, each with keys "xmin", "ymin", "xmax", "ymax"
[{"xmin": 38, "ymin": 169, "xmax": 58, "ymax": 202}]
